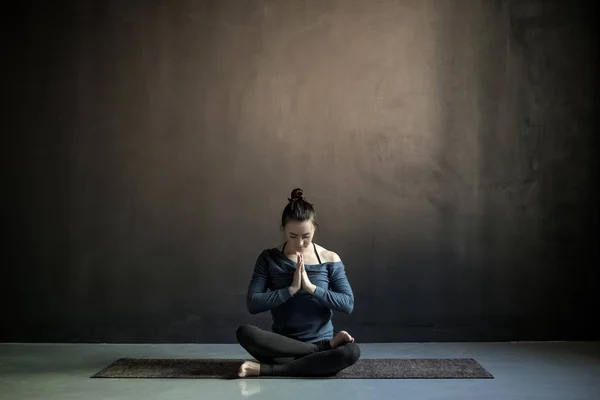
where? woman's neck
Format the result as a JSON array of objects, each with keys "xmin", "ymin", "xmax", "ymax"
[
  {"xmin": 283, "ymin": 242, "xmax": 313, "ymax": 253},
  {"xmin": 282, "ymin": 242, "xmax": 321, "ymax": 264}
]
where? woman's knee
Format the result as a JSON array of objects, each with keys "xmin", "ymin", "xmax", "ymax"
[
  {"xmin": 340, "ymin": 343, "xmax": 361, "ymax": 365},
  {"xmin": 236, "ymin": 324, "xmax": 258, "ymax": 344}
]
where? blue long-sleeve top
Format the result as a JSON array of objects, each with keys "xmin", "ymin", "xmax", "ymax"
[{"xmin": 246, "ymin": 247, "xmax": 354, "ymax": 343}]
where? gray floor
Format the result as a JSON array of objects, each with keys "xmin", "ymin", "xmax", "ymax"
[{"xmin": 1, "ymin": 342, "xmax": 599, "ymax": 400}]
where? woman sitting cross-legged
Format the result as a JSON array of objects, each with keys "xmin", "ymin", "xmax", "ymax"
[{"xmin": 236, "ymin": 188, "xmax": 360, "ymax": 378}]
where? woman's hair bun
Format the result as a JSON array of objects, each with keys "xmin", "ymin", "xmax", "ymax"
[
  {"xmin": 282, "ymin": 187, "xmax": 316, "ymax": 228},
  {"xmin": 289, "ymin": 188, "xmax": 305, "ymax": 202}
]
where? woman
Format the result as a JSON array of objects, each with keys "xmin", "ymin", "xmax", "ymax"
[{"xmin": 236, "ymin": 188, "xmax": 360, "ymax": 378}]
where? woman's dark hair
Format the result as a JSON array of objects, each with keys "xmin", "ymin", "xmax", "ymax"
[{"xmin": 281, "ymin": 188, "xmax": 318, "ymax": 228}]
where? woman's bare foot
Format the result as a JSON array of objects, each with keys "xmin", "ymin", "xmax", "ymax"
[
  {"xmin": 238, "ymin": 361, "xmax": 260, "ymax": 378},
  {"xmin": 330, "ymin": 330, "xmax": 355, "ymax": 349}
]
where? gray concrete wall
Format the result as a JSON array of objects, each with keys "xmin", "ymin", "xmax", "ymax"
[{"xmin": 3, "ymin": 0, "xmax": 597, "ymax": 343}]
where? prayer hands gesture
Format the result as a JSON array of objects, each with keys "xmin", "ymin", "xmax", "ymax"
[{"xmin": 288, "ymin": 253, "xmax": 316, "ymax": 295}]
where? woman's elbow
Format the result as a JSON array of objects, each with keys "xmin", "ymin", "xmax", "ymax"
[
  {"xmin": 246, "ymin": 297, "xmax": 261, "ymax": 315},
  {"xmin": 343, "ymin": 297, "xmax": 354, "ymax": 314}
]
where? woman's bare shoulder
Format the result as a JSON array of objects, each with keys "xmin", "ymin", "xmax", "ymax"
[{"xmin": 314, "ymin": 243, "xmax": 342, "ymax": 263}]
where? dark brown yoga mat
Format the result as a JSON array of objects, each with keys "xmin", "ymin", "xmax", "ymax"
[{"xmin": 91, "ymin": 358, "xmax": 493, "ymax": 379}]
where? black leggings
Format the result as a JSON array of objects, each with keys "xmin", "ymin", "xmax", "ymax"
[{"xmin": 236, "ymin": 324, "xmax": 361, "ymax": 377}]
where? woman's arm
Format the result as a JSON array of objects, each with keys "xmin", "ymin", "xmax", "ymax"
[
  {"xmin": 311, "ymin": 254, "xmax": 354, "ymax": 314},
  {"xmin": 246, "ymin": 252, "xmax": 293, "ymax": 314}
]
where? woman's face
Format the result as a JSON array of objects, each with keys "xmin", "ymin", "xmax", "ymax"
[{"xmin": 284, "ymin": 220, "xmax": 315, "ymax": 252}]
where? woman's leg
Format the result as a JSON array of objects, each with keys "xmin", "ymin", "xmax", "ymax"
[
  {"xmin": 236, "ymin": 324, "xmax": 327, "ymax": 363},
  {"xmin": 261, "ymin": 342, "xmax": 361, "ymax": 377}
]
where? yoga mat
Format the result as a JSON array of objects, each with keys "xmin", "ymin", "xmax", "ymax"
[{"xmin": 91, "ymin": 358, "xmax": 493, "ymax": 379}]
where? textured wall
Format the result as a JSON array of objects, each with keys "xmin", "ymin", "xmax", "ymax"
[{"xmin": 3, "ymin": 0, "xmax": 597, "ymax": 343}]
